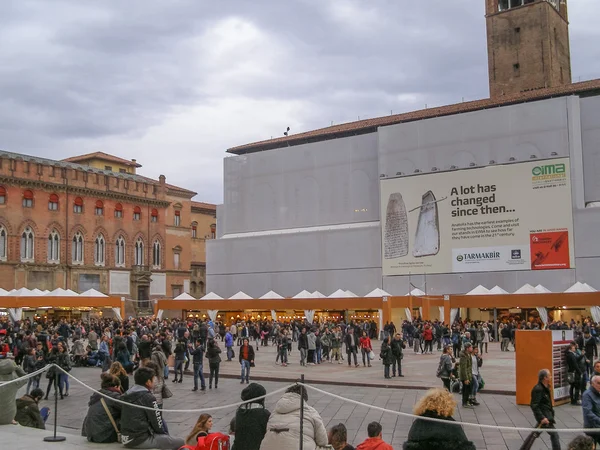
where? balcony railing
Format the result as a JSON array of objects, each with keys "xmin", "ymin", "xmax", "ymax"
[{"xmin": 132, "ymin": 265, "xmax": 150, "ymax": 273}]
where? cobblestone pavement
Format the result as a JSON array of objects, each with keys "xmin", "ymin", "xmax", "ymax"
[{"xmin": 23, "ymin": 356, "xmax": 585, "ymax": 450}]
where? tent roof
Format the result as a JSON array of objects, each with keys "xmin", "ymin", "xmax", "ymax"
[
  {"xmin": 30, "ymin": 288, "xmax": 45, "ymax": 296},
  {"xmin": 292, "ymin": 290, "xmax": 312, "ymax": 298},
  {"xmin": 260, "ymin": 290, "xmax": 284, "ymax": 299},
  {"xmin": 466, "ymin": 285, "xmax": 490, "ymax": 295},
  {"xmin": 584, "ymin": 283, "xmax": 597, "ymax": 292},
  {"xmin": 201, "ymin": 292, "xmax": 223, "ymax": 300},
  {"xmin": 45, "ymin": 288, "xmax": 68, "ymax": 296},
  {"xmin": 366, "ymin": 288, "xmax": 391, "ymax": 297},
  {"xmin": 405, "ymin": 288, "xmax": 425, "ymax": 297},
  {"xmin": 311, "ymin": 291, "xmax": 326, "ymax": 298},
  {"xmin": 489, "ymin": 286, "xmax": 509, "ymax": 294},
  {"xmin": 328, "ymin": 289, "xmax": 349, "ymax": 298},
  {"xmin": 565, "ymin": 282, "xmax": 597, "ymax": 293},
  {"xmin": 535, "ymin": 284, "xmax": 552, "ymax": 293},
  {"xmin": 174, "ymin": 292, "xmax": 196, "ymax": 300},
  {"xmin": 0, "ymin": 288, "xmax": 7, "ymax": 296},
  {"xmin": 13, "ymin": 288, "xmax": 33, "ymax": 296},
  {"xmin": 64, "ymin": 289, "xmax": 79, "ymax": 296},
  {"xmin": 79, "ymin": 288, "xmax": 108, "ymax": 297},
  {"xmin": 345, "ymin": 290, "xmax": 358, "ymax": 297},
  {"xmin": 229, "ymin": 291, "xmax": 253, "ymax": 300},
  {"xmin": 514, "ymin": 284, "xmax": 539, "ymax": 294}
]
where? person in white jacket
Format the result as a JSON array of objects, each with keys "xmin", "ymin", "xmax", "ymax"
[{"xmin": 260, "ymin": 384, "xmax": 331, "ymax": 450}]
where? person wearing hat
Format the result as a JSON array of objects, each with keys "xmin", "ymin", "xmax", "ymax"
[{"xmin": 232, "ymin": 382, "xmax": 271, "ymax": 450}]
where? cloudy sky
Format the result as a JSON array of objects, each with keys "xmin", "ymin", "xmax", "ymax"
[{"xmin": 1, "ymin": 0, "xmax": 599, "ymax": 204}]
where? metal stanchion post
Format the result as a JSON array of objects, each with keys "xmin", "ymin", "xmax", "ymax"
[
  {"xmin": 299, "ymin": 374, "xmax": 304, "ymax": 450},
  {"xmin": 44, "ymin": 369, "xmax": 66, "ymax": 442}
]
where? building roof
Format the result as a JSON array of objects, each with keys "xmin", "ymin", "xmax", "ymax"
[
  {"xmin": 227, "ymin": 78, "xmax": 600, "ymax": 155},
  {"xmin": 191, "ymin": 201, "xmax": 217, "ymax": 211},
  {"xmin": 62, "ymin": 151, "xmax": 142, "ymax": 168}
]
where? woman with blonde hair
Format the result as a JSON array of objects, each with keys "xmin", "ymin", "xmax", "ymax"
[
  {"xmin": 109, "ymin": 361, "xmax": 129, "ymax": 393},
  {"xmin": 403, "ymin": 388, "xmax": 475, "ymax": 450},
  {"xmin": 186, "ymin": 413, "xmax": 213, "ymax": 446}
]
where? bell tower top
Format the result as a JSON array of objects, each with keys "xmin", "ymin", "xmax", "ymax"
[{"xmin": 485, "ymin": 0, "xmax": 571, "ymax": 98}]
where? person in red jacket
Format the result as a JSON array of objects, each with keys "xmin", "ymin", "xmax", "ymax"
[
  {"xmin": 359, "ymin": 331, "xmax": 373, "ymax": 368},
  {"xmin": 356, "ymin": 422, "xmax": 393, "ymax": 450},
  {"xmin": 422, "ymin": 325, "xmax": 434, "ymax": 354}
]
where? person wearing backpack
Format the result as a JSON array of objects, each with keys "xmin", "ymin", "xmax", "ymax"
[{"xmin": 232, "ymin": 383, "xmax": 271, "ymax": 450}]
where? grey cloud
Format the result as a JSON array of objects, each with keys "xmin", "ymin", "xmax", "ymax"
[{"xmin": 0, "ymin": 0, "xmax": 598, "ymax": 204}]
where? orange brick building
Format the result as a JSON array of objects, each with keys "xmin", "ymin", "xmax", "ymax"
[{"xmin": 0, "ymin": 150, "xmax": 215, "ymax": 312}]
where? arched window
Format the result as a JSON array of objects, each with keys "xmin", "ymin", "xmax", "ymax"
[
  {"xmin": 191, "ymin": 222, "xmax": 198, "ymax": 239},
  {"xmin": 114, "ymin": 203, "xmax": 123, "ymax": 218},
  {"xmin": 47, "ymin": 229, "xmax": 60, "ymax": 263},
  {"xmin": 22, "ymin": 190, "xmax": 33, "ymax": 208},
  {"xmin": 174, "ymin": 210, "xmax": 181, "ymax": 227},
  {"xmin": 95, "ymin": 200, "xmax": 104, "ymax": 216},
  {"xmin": 151, "ymin": 208, "xmax": 158, "ymax": 223},
  {"xmin": 94, "ymin": 234, "xmax": 105, "ymax": 265},
  {"xmin": 72, "ymin": 232, "xmax": 83, "ymax": 264},
  {"xmin": 134, "ymin": 238, "xmax": 144, "ymax": 266},
  {"xmin": 73, "ymin": 197, "xmax": 83, "ymax": 214},
  {"xmin": 133, "ymin": 206, "xmax": 141, "ymax": 221},
  {"xmin": 115, "ymin": 236, "xmax": 125, "ymax": 266},
  {"xmin": 0, "ymin": 226, "xmax": 7, "ymax": 260},
  {"xmin": 48, "ymin": 194, "xmax": 59, "ymax": 211},
  {"xmin": 0, "ymin": 186, "xmax": 7, "ymax": 204},
  {"xmin": 21, "ymin": 227, "xmax": 34, "ymax": 261},
  {"xmin": 152, "ymin": 240, "xmax": 161, "ymax": 268}
]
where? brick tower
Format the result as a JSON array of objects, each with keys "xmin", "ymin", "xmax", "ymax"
[{"xmin": 486, "ymin": 0, "xmax": 571, "ymax": 98}]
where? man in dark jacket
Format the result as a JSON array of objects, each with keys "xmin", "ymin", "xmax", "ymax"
[
  {"xmin": 15, "ymin": 388, "xmax": 47, "ymax": 429},
  {"xmin": 189, "ymin": 338, "xmax": 206, "ymax": 391},
  {"xmin": 232, "ymin": 383, "xmax": 271, "ymax": 450},
  {"xmin": 578, "ymin": 329, "xmax": 598, "ymax": 377},
  {"xmin": 298, "ymin": 327, "xmax": 308, "ymax": 366},
  {"xmin": 120, "ymin": 367, "xmax": 184, "ymax": 449},
  {"xmin": 522, "ymin": 369, "xmax": 561, "ymax": 450},
  {"xmin": 582, "ymin": 375, "xmax": 600, "ymax": 445},
  {"xmin": 239, "ymin": 338, "xmax": 255, "ymax": 384},
  {"xmin": 344, "ymin": 327, "xmax": 359, "ymax": 367},
  {"xmin": 391, "ymin": 333, "xmax": 406, "ymax": 377},
  {"xmin": 137, "ymin": 335, "xmax": 152, "ymax": 365}
]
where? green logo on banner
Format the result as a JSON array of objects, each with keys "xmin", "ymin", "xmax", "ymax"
[{"xmin": 532, "ymin": 164, "xmax": 566, "ymax": 176}]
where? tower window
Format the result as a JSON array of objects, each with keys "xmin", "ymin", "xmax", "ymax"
[
  {"xmin": 174, "ymin": 210, "xmax": 181, "ymax": 227},
  {"xmin": 515, "ymin": 27, "xmax": 520, "ymax": 33},
  {"xmin": 133, "ymin": 206, "xmax": 141, "ymax": 221},
  {"xmin": 499, "ymin": 0, "xmax": 509, "ymax": 10},
  {"xmin": 151, "ymin": 208, "xmax": 158, "ymax": 223},
  {"xmin": 0, "ymin": 186, "xmax": 6, "ymax": 204},
  {"xmin": 114, "ymin": 203, "xmax": 123, "ymax": 218},
  {"xmin": 513, "ymin": 63, "xmax": 521, "ymax": 77}
]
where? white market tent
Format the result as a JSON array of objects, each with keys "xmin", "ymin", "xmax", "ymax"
[
  {"xmin": 30, "ymin": 288, "xmax": 45, "ymax": 296},
  {"xmin": 310, "ymin": 291, "xmax": 326, "ymax": 298},
  {"xmin": 260, "ymin": 291, "xmax": 284, "ymax": 299},
  {"xmin": 45, "ymin": 288, "xmax": 69, "ymax": 296},
  {"xmin": 466, "ymin": 285, "xmax": 490, "ymax": 295},
  {"xmin": 535, "ymin": 284, "xmax": 552, "ymax": 293},
  {"xmin": 345, "ymin": 290, "xmax": 358, "ymax": 297},
  {"xmin": 79, "ymin": 288, "xmax": 108, "ymax": 297},
  {"xmin": 328, "ymin": 289, "xmax": 349, "ymax": 298},
  {"xmin": 229, "ymin": 291, "xmax": 253, "ymax": 300},
  {"xmin": 565, "ymin": 282, "xmax": 597, "ymax": 293},
  {"xmin": 366, "ymin": 288, "xmax": 391, "ymax": 297},
  {"xmin": 514, "ymin": 284, "xmax": 540, "ymax": 294},
  {"xmin": 64, "ymin": 289, "xmax": 80, "ymax": 296},
  {"xmin": 489, "ymin": 286, "xmax": 509, "ymax": 294},
  {"xmin": 174, "ymin": 292, "xmax": 196, "ymax": 300},
  {"xmin": 293, "ymin": 290, "xmax": 312, "ymax": 298},
  {"xmin": 405, "ymin": 288, "xmax": 426, "ymax": 296},
  {"xmin": 201, "ymin": 292, "xmax": 223, "ymax": 300}
]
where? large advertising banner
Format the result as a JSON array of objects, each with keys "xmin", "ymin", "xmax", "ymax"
[{"xmin": 380, "ymin": 158, "xmax": 574, "ymax": 276}]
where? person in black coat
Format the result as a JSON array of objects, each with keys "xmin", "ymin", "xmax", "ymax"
[
  {"xmin": 522, "ymin": 369, "xmax": 561, "ymax": 450},
  {"xmin": 567, "ymin": 341, "xmax": 588, "ymax": 405},
  {"xmin": 403, "ymin": 388, "xmax": 475, "ymax": 450},
  {"xmin": 82, "ymin": 373, "xmax": 122, "ymax": 443},
  {"xmin": 577, "ymin": 329, "xmax": 598, "ymax": 377},
  {"xmin": 232, "ymin": 383, "xmax": 271, "ymax": 450}
]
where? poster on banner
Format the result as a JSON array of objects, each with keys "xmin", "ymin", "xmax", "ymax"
[
  {"xmin": 551, "ymin": 330, "xmax": 573, "ymax": 403},
  {"xmin": 380, "ymin": 158, "xmax": 574, "ymax": 276}
]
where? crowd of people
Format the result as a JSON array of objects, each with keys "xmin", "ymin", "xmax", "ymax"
[{"xmin": 1, "ymin": 314, "xmax": 600, "ymax": 449}]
